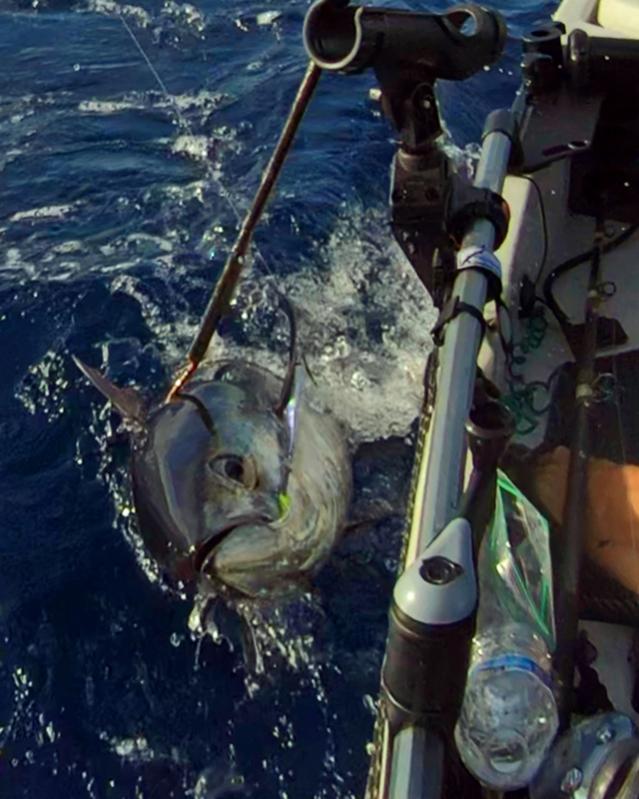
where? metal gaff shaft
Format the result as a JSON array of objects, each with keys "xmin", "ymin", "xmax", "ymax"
[{"xmin": 166, "ymin": 61, "xmax": 322, "ymax": 402}]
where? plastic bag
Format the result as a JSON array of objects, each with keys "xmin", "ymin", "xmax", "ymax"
[{"xmin": 485, "ymin": 470, "xmax": 556, "ymax": 650}]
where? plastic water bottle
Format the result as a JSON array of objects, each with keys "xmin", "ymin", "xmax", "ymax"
[
  {"xmin": 454, "ymin": 471, "xmax": 559, "ymax": 790},
  {"xmin": 455, "ymin": 622, "xmax": 558, "ymax": 789}
]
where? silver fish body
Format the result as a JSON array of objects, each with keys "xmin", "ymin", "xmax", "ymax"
[
  {"xmin": 77, "ymin": 356, "xmax": 351, "ymax": 598},
  {"xmin": 198, "ymin": 365, "xmax": 351, "ymax": 596}
]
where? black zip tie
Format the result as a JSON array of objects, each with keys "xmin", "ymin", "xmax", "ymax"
[{"xmin": 431, "ymin": 296, "xmax": 488, "ymax": 346}]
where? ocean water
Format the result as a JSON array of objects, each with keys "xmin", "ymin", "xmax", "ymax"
[{"xmin": 0, "ymin": 1, "xmax": 553, "ymax": 797}]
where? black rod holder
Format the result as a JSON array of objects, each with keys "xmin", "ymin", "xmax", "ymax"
[{"xmin": 303, "ymin": 0, "xmax": 506, "ymax": 79}]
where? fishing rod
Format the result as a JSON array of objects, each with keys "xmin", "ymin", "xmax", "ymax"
[
  {"xmin": 552, "ymin": 221, "xmax": 605, "ymax": 727},
  {"xmin": 166, "ymin": 60, "xmax": 322, "ymax": 401}
]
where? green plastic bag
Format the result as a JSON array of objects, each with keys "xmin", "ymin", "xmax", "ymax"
[{"xmin": 485, "ymin": 470, "xmax": 556, "ymax": 651}]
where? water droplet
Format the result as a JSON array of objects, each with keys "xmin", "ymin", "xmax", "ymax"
[{"xmin": 350, "ymin": 370, "xmax": 368, "ymax": 390}]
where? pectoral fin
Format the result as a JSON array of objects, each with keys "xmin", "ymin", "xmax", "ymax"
[{"xmin": 72, "ymin": 355, "xmax": 146, "ymax": 423}]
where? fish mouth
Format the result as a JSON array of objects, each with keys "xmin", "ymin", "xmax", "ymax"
[{"xmin": 194, "ymin": 515, "xmax": 272, "ymax": 575}]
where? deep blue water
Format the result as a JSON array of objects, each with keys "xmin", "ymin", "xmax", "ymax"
[{"xmin": 0, "ymin": 1, "xmax": 554, "ymax": 797}]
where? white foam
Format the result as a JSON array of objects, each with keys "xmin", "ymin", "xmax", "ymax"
[
  {"xmin": 78, "ymin": 99, "xmax": 140, "ymax": 114},
  {"xmin": 47, "ymin": 240, "xmax": 88, "ymax": 256},
  {"xmin": 161, "ymin": 178, "xmax": 206, "ymax": 202},
  {"xmin": 10, "ymin": 203, "xmax": 82, "ymax": 223},
  {"xmin": 171, "ymin": 89, "xmax": 226, "ymax": 113},
  {"xmin": 172, "ymin": 134, "xmax": 210, "ymax": 161},
  {"xmin": 85, "ymin": 0, "xmax": 152, "ymax": 28},
  {"xmin": 256, "ymin": 11, "xmax": 282, "ymax": 25},
  {"xmin": 99, "ymin": 232, "xmax": 174, "ymax": 257},
  {"xmin": 0, "ymin": 248, "xmax": 38, "ymax": 280},
  {"xmin": 162, "ymin": 1, "xmax": 207, "ymax": 33},
  {"xmin": 78, "ymin": 90, "xmax": 225, "ymax": 118}
]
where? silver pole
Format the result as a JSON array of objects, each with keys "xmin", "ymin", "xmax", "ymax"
[
  {"xmin": 389, "ymin": 727, "xmax": 443, "ymax": 799},
  {"xmin": 386, "ymin": 129, "xmax": 514, "ymax": 799},
  {"xmin": 414, "ymin": 130, "xmax": 512, "ymax": 555}
]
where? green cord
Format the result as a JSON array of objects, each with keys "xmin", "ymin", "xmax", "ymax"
[{"xmin": 503, "ymin": 307, "xmax": 551, "ymax": 435}]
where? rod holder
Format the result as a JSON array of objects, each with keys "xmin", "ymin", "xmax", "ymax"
[{"xmin": 303, "ymin": 0, "xmax": 506, "ymax": 78}]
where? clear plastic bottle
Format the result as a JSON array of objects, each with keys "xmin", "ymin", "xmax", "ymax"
[{"xmin": 454, "ymin": 471, "xmax": 558, "ymax": 790}]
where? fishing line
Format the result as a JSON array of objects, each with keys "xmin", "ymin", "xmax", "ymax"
[
  {"xmin": 115, "ymin": 7, "xmax": 321, "ymax": 401},
  {"xmin": 117, "ymin": 11, "xmax": 173, "ymax": 105},
  {"xmin": 115, "ymin": 8, "xmax": 271, "ymax": 271}
]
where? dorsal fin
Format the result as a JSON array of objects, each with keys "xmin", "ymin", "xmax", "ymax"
[{"xmin": 72, "ymin": 355, "xmax": 146, "ymax": 423}]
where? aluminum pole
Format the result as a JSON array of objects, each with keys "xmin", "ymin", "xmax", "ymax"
[
  {"xmin": 413, "ymin": 130, "xmax": 512, "ymax": 556},
  {"xmin": 386, "ymin": 128, "xmax": 514, "ymax": 799}
]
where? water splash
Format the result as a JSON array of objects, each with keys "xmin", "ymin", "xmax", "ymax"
[
  {"xmin": 209, "ymin": 205, "xmax": 436, "ymax": 443},
  {"xmin": 193, "ymin": 750, "xmax": 251, "ymax": 798},
  {"xmin": 85, "ymin": 0, "xmax": 153, "ymax": 29},
  {"xmin": 15, "ymin": 349, "xmax": 71, "ymax": 421}
]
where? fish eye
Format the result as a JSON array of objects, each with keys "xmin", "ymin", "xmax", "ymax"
[
  {"xmin": 209, "ymin": 454, "xmax": 244, "ymax": 481},
  {"xmin": 223, "ymin": 456, "xmax": 244, "ymax": 482},
  {"xmin": 208, "ymin": 454, "xmax": 258, "ymax": 489}
]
